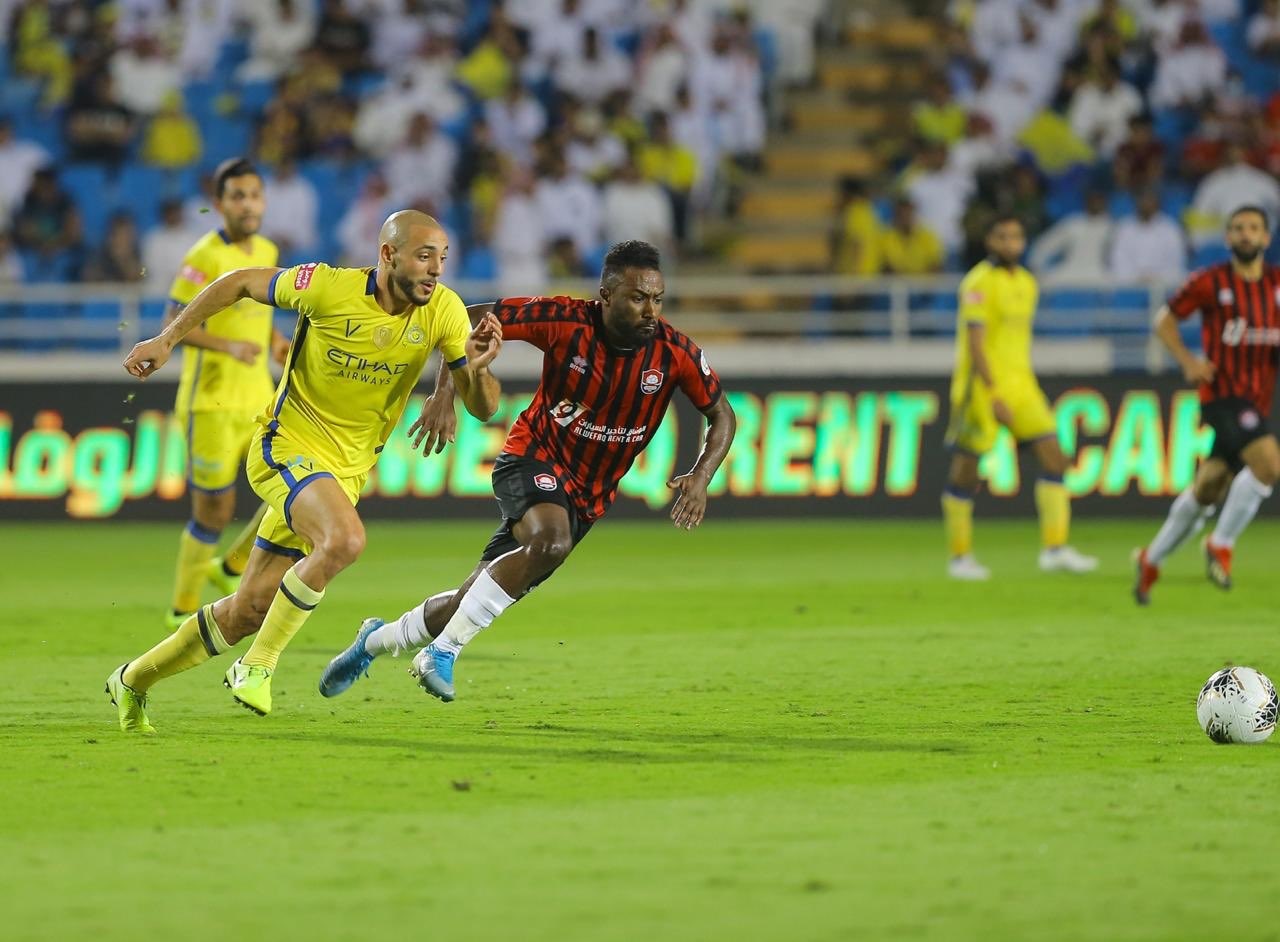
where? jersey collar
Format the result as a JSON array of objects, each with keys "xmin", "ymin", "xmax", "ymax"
[{"xmin": 365, "ymin": 269, "xmax": 377, "ymax": 296}]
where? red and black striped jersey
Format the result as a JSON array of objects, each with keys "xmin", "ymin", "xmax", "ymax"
[
  {"xmin": 494, "ymin": 296, "xmax": 723, "ymax": 522},
  {"xmin": 1167, "ymin": 262, "xmax": 1280, "ymax": 416}
]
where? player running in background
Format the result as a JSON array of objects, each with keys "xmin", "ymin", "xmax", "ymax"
[
  {"xmin": 942, "ymin": 215, "xmax": 1098, "ymax": 580},
  {"xmin": 164, "ymin": 157, "xmax": 290, "ymax": 630},
  {"xmin": 106, "ymin": 211, "xmax": 501, "ymax": 730},
  {"xmin": 318, "ymin": 240, "xmax": 736, "ymax": 703},
  {"xmin": 1134, "ymin": 206, "xmax": 1280, "ymax": 604}
]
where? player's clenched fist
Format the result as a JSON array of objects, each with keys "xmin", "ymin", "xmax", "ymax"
[{"xmin": 123, "ymin": 336, "xmax": 174, "ymax": 379}]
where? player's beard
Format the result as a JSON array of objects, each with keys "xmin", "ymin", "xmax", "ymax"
[
  {"xmin": 1230, "ymin": 244, "xmax": 1261, "ymax": 264},
  {"xmin": 391, "ymin": 268, "xmax": 430, "ymax": 305}
]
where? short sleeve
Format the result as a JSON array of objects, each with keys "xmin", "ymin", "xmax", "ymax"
[
  {"xmin": 269, "ymin": 262, "xmax": 331, "ymax": 319},
  {"xmin": 438, "ymin": 292, "xmax": 471, "ymax": 369},
  {"xmin": 167, "ymin": 244, "xmax": 215, "ymax": 307},
  {"xmin": 493, "ymin": 296, "xmax": 572, "ymax": 351},
  {"xmin": 1167, "ymin": 270, "xmax": 1211, "ymax": 320},
  {"xmin": 675, "ymin": 339, "xmax": 722, "ymax": 412},
  {"xmin": 958, "ymin": 269, "xmax": 990, "ymax": 325}
]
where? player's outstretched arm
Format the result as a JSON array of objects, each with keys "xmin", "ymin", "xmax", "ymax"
[
  {"xmin": 159, "ymin": 301, "xmax": 261, "ymax": 364},
  {"xmin": 410, "ymin": 357, "xmax": 458, "ymax": 454},
  {"xmin": 1153, "ymin": 304, "xmax": 1215, "ymax": 384},
  {"xmin": 668, "ymin": 395, "xmax": 737, "ymax": 530},
  {"xmin": 124, "ymin": 267, "xmax": 282, "ymax": 378},
  {"xmin": 454, "ymin": 313, "xmax": 503, "ymax": 422}
]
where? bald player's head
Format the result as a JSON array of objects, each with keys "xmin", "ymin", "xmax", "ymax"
[{"xmin": 379, "ymin": 210, "xmax": 448, "ymax": 307}]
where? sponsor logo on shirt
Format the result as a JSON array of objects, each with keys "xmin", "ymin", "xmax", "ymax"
[
  {"xmin": 294, "ymin": 262, "xmax": 318, "ymax": 291},
  {"xmin": 640, "ymin": 368, "xmax": 664, "ymax": 394},
  {"xmin": 699, "ymin": 351, "xmax": 711, "ymax": 376},
  {"xmin": 550, "ymin": 400, "xmax": 589, "ymax": 427},
  {"xmin": 181, "ymin": 265, "xmax": 207, "ymax": 285},
  {"xmin": 533, "ymin": 472, "xmax": 558, "ymax": 491},
  {"xmin": 1221, "ymin": 318, "xmax": 1280, "ymax": 347},
  {"xmin": 570, "ymin": 355, "xmax": 588, "ymax": 374}
]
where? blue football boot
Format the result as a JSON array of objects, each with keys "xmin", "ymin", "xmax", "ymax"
[
  {"xmin": 318, "ymin": 617, "xmax": 383, "ymax": 698},
  {"xmin": 410, "ymin": 642, "xmax": 456, "ymax": 702}
]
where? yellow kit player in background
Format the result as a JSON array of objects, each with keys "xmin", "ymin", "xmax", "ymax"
[
  {"xmin": 942, "ymin": 214, "xmax": 1098, "ymax": 580},
  {"xmin": 106, "ymin": 211, "xmax": 503, "ymax": 730},
  {"xmin": 165, "ymin": 157, "xmax": 291, "ymax": 630}
]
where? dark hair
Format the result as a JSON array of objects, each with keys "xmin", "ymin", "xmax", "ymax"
[
  {"xmin": 987, "ymin": 213, "xmax": 1024, "ymax": 235},
  {"xmin": 601, "ymin": 240, "xmax": 661, "ymax": 288},
  {"xmin": 213, "ymin": 157, "xmax": 260, "ymax": 198},
  {"xmin": 1228, "ymin": 204, "xmax": 1271, "ymax": 229}
]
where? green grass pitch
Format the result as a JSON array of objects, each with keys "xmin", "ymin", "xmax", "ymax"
[{"xmin": 2, "ymin": 518, "xmax": 1278, "ymax": 942}]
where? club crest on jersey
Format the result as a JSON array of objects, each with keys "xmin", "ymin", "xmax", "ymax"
[
  {"xmin": 570, "ymin": 355, "xmax": 588, "ymax": 374},
  {"xmin": 294, "ymin": 262, "xmax": 318, "ymax": 291},
  {"xmin": 1241, "ymin": 409, "xmax": 1260, "ymax": 430},
  {"xmin": 1218, "ymin": 287, "xmax": 1235, "ymax": 305},
  {"xmin": 374, "ymin": 325, "xmax": 394, "ymax": 349},
  {"xmin": 406, "ymin": 324, "xmax": 425, "ymax": 346},
  {"xmin": 533, "ymin": 472, "xmax": 557, "ymax": 491},
  {"xmin": 640, "ymin": 368, "xmax": 664, "ymax": 394}
]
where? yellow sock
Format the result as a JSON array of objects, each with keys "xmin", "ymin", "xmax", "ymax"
[
  {"xmin": 172, "ymin": 520, "xmax": 220, "ymax": 614},
  {"xmin": 1035, "ymin": 477, "xmax": 1071, "ymax": 548},
  {"xmin": 123, "ymin": 604, "xmax": 231, "ymax": 693},
  {"xmin": 222, "ymin": 503, "xmax": 269, "ymax": 575},
  {"xmin": 942, "ymin": 488, "xmax": 975, "ymax": 558},
  {"xmin": 242, "ymin": 567, "xmax": 325, "ymax": 671}
]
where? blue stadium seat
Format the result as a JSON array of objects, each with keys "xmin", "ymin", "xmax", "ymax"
[
  {"xmin": 235, "ymin": 80, "xmax": 276, "ymax": 117},
  {"xmin": 1192, "ymin": 244, "xmax": 1229, "ymax": 268},
  {"xmin": 458, "ymin": 247, "xmax": 496, "ymax": 281},
  {"xmin": 60, "ymin": 164, "xmax": 113, "ymax": 244}
]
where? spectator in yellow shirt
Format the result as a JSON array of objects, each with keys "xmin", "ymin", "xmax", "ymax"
[
  {"xmin": 637, "ymin": 113, "xmax": 699, "ymax": 244},
  {"xmin": 141, "ymin": 92, "xmax": 203, "ymax": 169},
  {"xmin": 880, "ymin": 197, "xmax": 945, "ymax": 275},
  {"xmin": 913, "ymin": 75, "xmax": 968, "ymax": 145},
  {"xmin": 830, "ymin": 177, "xmax": 882, "ymax": 275}
]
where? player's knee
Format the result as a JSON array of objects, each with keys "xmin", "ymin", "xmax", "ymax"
[
  {"xmin": 524, "ymin": 532, "xmax": 572, "ymax": 570},
  {"xmin": 325, "ymin": 529, "xmax": 366, "ymax": 568}
]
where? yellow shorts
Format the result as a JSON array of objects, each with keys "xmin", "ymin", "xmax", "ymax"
[
  {"xmin": 946, "ymin": 375, "xmax": 1056, "ymax": 456},
  {"xmin": 245, "ymin": 426, "xmax": 366, "ymax": 559},
  {"xmin": 178, "ymin": 408, "xmax": 260, "ymax": 493}
]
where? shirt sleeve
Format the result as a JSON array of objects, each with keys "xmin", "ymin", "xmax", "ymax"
[
  {"xmin": 1167, "ymin": 270, "xmax": 1210, "ymax": 320},
  {"xmin": 438, "ymin": 292, "xmax": 470, "ymax": 369},
  {"xmin": 493, "ymin": 296, "xmax": 571, "ymax": 351},
  {"xmin": 167, "ymin": 242, "xmax": 216, "ymax": 307},
  {"xmin": 675, "ymin": 339, "xmax": 722, "ymax": 412},
  {"xmin": 268, "ymin": 262, "xmax": 332, "ymax": 319},
  {"xmin": 958, "ymin": 268, "xmax": 991, "ymax": 325}
]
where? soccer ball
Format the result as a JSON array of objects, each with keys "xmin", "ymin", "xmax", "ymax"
[{"xmin": 1196, "ymin": 667, "xmax": 1279, "ymax": 744}]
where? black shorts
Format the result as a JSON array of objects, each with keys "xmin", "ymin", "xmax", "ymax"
[
  {"xmin": 479, "ymin": 454, "xmax": 593, "ymax": 588},
  {"xmin": 1202, "ymin": 397, "xmax": 1272, "ymax": 472}
]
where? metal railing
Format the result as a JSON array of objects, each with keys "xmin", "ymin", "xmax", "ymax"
[{"xmin": 0, "ymin": 274, "xmax": 1176, "ymax": 367}]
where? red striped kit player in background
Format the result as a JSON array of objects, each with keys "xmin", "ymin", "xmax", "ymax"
[
  {"xmin": 317, "ymin": 240, "xmax": 737, "ymax": 702},
  {"xmin": 1135, "ymin": 206, "xmax": 1280, "ymax": 604}
]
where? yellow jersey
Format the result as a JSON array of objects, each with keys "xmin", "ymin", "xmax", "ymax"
[
  {"xmin": 951, "ymin": 260, "xmax": 1039, "ymax": 400},
  {"xmin": 265, "ymin": 263, "xmax": 471, "ymax": 478},
  {"xmin": 171, "ymin": 229, "xmax": 279, "ymax": 414}
]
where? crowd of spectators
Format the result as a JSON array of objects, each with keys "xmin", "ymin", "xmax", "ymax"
[
  {"xmin": 831, "ymin": 0, "xmax": 1280, "ymax": 285},
  {"xmin": 0, "ymin": 0, "xmax": 829, "ymax": 289}
]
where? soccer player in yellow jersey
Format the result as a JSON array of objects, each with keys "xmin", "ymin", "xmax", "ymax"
[
  {"xmin": 106, "ymin": 211, "xmax": 502, "ymax": 730},
  {"xmin": 164, "ymin": 157, "xmax": 291, "ymax": 631},
  {"xmin": 942, "ymin": 215, "xmax": 1098, "ymax": 580}
]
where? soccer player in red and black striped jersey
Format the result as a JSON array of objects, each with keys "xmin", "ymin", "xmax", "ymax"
[
  {"xmin": 1135, "ymin": 206, "xmax": 1280, "ymax": 604},
  {"xmin": 318, "ymin": 240, "xmax": 737, "ymax": 701}
]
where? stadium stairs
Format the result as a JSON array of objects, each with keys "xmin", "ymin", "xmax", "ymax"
[{"xmin": 724, "ymin": 0, "xmax": 932, "ymax": 274}]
